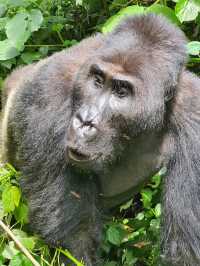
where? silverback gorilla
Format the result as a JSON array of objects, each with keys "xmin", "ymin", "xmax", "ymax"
[{"xmin": 1, "ymin": 14, "xmax": 200, "ymax": 265}]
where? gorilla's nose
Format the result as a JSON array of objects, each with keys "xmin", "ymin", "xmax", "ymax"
[{"xmin": 72, "ymin": 112, "xmax": 98, "ymax": 140}]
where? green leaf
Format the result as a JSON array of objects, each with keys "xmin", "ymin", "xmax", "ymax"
[
  {"xmin": 0, "ymin": 255, "xmax": 5, "ymax": 265},
  {"xmin": 106, "ymin": 226, "xmax": 125, "ymax": 246},
  {"xmin": 12, "ymin": 230, "xmax": 36, "ymax": 251},
  {"xmin": 2, "ymin": 185, "xmax": 21, "ymax": 213},
  {"xmin": 7, "ymin": 0, "xmax": 30, "ymax": 7},
  {"xmin": 141, "ymin": 188, "xmax": 153, "ymax": 209},
  {"xmin": 150, "ymin": 173, "xmax": 161, "ymax": 188},
  {"xmin": 52, "ymin": 23, "xmax": 64, "ymax": 32},
  {"xmin": 187, "ymin": 41, "xmax": 200, "ymax": 55},
  {"xmin": 150, "ymin": 218, "xmax": 160, "ymax": 231},
  {"xmin": 175, "ymin": 0, "xmax": 200, "ymax": 22},
  {"xmin": 154, "ymin": 203, "xmax": 162, "ymax": 218},
  {"xmin": 21, "ymin": 52, "xmax": 41, "ymax": 64},
  {"xmin": 2, "ymin": 242, "xmax": 19, "ymax": 260},
  {"xmin": 147, "ymin": 4, "xmax": 180, "ymax": 25},
  {"xmin": 135, "ymin": 212, "xmax": 145, "ymax": 221},
  {"xmin": 120, "ymin": 199, "xmax": 133, "ymax": 212},
  {"xmin": 0, "ymin": 39, "xmax": 19, "ymax": 60},
  {"xmin": 63, "ymin": 39, "xmax": 78, "ymax": 47},
  {"xmin": 14, "ymin": 202, "xmax": 29, "ymax": 224},
  {"xmin": 12, "ymin": 229, "xmax": 27, "ymax": 238},
  {"xmin": 5, "ymin": 12, "xmax": 30, "ymax": 50},
  {"xmin": 122, "ymin": 249, "xmax": 138, "ymax": 265},
  {"xmin": 1, "ymin": 58, "xmax": 16, "ymax": 69},
  {"xmin": 76, "ymin": 0, "xmax": 83, "ymax": 5},
  {"xmin": 39, "ymin": 46, "xmax": 49, "ymax": 56},
  {"xmin": 9, "ymin": 253, "xmax": 33, "ymax": 266},
  {"xmin": 102, "ymin": 5, "xmax": 145, "ymax": 33},
  {"xmin": 29, "ymin": 9, "xmax": 43, "ymax": 32}
]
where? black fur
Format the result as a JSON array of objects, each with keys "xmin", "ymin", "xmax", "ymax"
[{"xmin": 2, "ymin": 14, "xmax": 200, "ymax": 265}]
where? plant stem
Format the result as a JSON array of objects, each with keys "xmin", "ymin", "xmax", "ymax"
[
  {"xmin": 25, "ymin": 44, "xmax": 65, "ymax": 47},
  {"xmin": 0, "ymin": 219, "xmax": 41, "ymax": 266},
  {"xmin": 58, "ymin": 248, "xmax": 84, "ymax": 266}
]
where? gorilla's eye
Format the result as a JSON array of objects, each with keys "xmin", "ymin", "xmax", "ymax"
[
  {"xmin": 112, "ymin": 80, "xmax": 133, "ymax": 98},
  {"xmin": 94, "ymin": 74, "xmax": 104, "ymax": 87},
  {"xmin": 90, "ymin": 64, "xmax": 105, "ymax": 88}
]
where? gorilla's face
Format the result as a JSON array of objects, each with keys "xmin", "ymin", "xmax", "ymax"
[{"xmin": 66, "ymin": 54, "xmax": 166, "ymax": 171}]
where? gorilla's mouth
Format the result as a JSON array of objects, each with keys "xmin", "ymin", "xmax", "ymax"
[{"xmin": 68, "ymin": 148, "xmax": 91, "ymax": 162}]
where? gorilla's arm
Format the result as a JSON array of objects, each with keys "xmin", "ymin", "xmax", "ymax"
[
  {"xmin": 161, "ymin": 71, "xmax": 200, "ymax": 265},
  {"xmin": 2, "ymin": 34, "xmax": 105, "ymax": 266}
]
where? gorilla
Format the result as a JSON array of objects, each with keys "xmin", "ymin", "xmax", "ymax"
[{"xmin": 1, "ymin": 13, "xmax": 200, "ymax": 266}]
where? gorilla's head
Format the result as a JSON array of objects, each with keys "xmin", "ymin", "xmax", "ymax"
[{"xmin": 66, "ymin": 14, "xmax": 186, "ymax": 172}]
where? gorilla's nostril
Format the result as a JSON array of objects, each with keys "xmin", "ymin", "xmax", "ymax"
[{"xmin": 83, "ymin": 124, "xmax": 98, "ymax": 138}]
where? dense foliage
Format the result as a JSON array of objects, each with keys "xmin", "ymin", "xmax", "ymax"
[{"xmin": 0, "ymin": 0, "xmax": 199, "ymax": 265}]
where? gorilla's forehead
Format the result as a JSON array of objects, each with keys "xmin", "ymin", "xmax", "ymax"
[{"xmin": 92, "ymin": 39, "xmax": 155, "ymax": 79}]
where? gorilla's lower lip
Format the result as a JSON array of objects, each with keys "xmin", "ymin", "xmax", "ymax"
[{"xmin": 68, "ymin": 148, "xmax": 91, "ymax": 162}]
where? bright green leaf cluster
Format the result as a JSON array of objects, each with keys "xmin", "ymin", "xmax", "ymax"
[{"xmin": 0, "ymin": 8, "xmax": 43, "ymax": 60}]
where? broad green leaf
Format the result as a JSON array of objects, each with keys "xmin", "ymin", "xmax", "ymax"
[
  {"xmin": 0, "ymin": 39, "xmax": 19, "ymax": 60},
  {"xmin": 63, "ymin": 39, "xmax": 78, "ymax": 47},
  {"xmin": 106, "ymin": 226, "xmax": 125, "ymax": 246},
  {"xmin": 2, "ymin": 242, "xmax": 19, "ymax": 260},
  {"xmin": 154, "ymin": 203, "xmax": 162, "ymax": 218},
  {"xmin": 150, "ymin": 173, "xmax": 161, "ymax": 188},
  {"xmin": 7, "ymin": 0, "xmax": 30, "ymax": 7},
  {"xmin": 127, "ymin": 230, "xmax": 140, "ymax": 241},
  {"xmin": 102, "ymin": 14, "xmax": 126, "ymax": 33},
  {"xmin": 5, "ymin": 12, "xmax": 30, "ymax": 50},
  {"xmin": 187, "ymin": 41, "xmax": 200, "ymax": 55},
  {"xmin": 12, "ymin": 229, "xmax": 27, "ymax": 238},
  {"xmin": 102, "ymin": 5, "xmax": 145, "ymax": 33},
  {"xmin": 12, "ymin": 230, "xmax": 36, "ymax": 251},
  {"xmin": 21, "ymin": 52, "xmax": 41, "ymax": 64},
  {"xmin": 150, "ymin": 218, "xmax": 160, "ymax": 231},
  {"xmin": 175, "ymin": 0, "xmax": 200, "ymax": 22},
  {"xmin": 76, "ymin": 0, "xmax": 83, "ymax": 5},
  {"xmin": 52, "ymin": 23, "xmax": 64, "ymax": 32},
  {"xmin": 14, "ymin": 202, "xmax": 29, "ymax": 224},
  {"xmin": 1, "ymin": 58, "xmax": 16, "ymax": 69},
  {"xmin": 2, "ymin": 185, "xmax": 21, "ymax": 212},
  {"xmin": 20, "ymin": 238, "xmax": 35, "ymax": 251},
  {"xmin": 141, "ymin": 188, "xmax": 153, "ymax": 209},
  {"xmin": 0, "ymin": 255, "xmax": 5, "ymax": 265},
  {"xmin": 9, "ymin": 253, "xmax": 33, "ymax": 266},
  {"xmin": 135, "ymin": 212, "xmax": 145, "ymax": 221},
  {"xmin": 29, "ymin": 9, "xmax": 43, "ymax": 32},
  {"xmin": 122, "ymin": 249, "xmax": 138, "ymax": 265},
  {"xmin": 147, "ymin": 4, "xmax": 180, "ymax": 25},
  {"xmin": 39, "ymin": 46, "xmax": 49, "ymax": 56}
]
